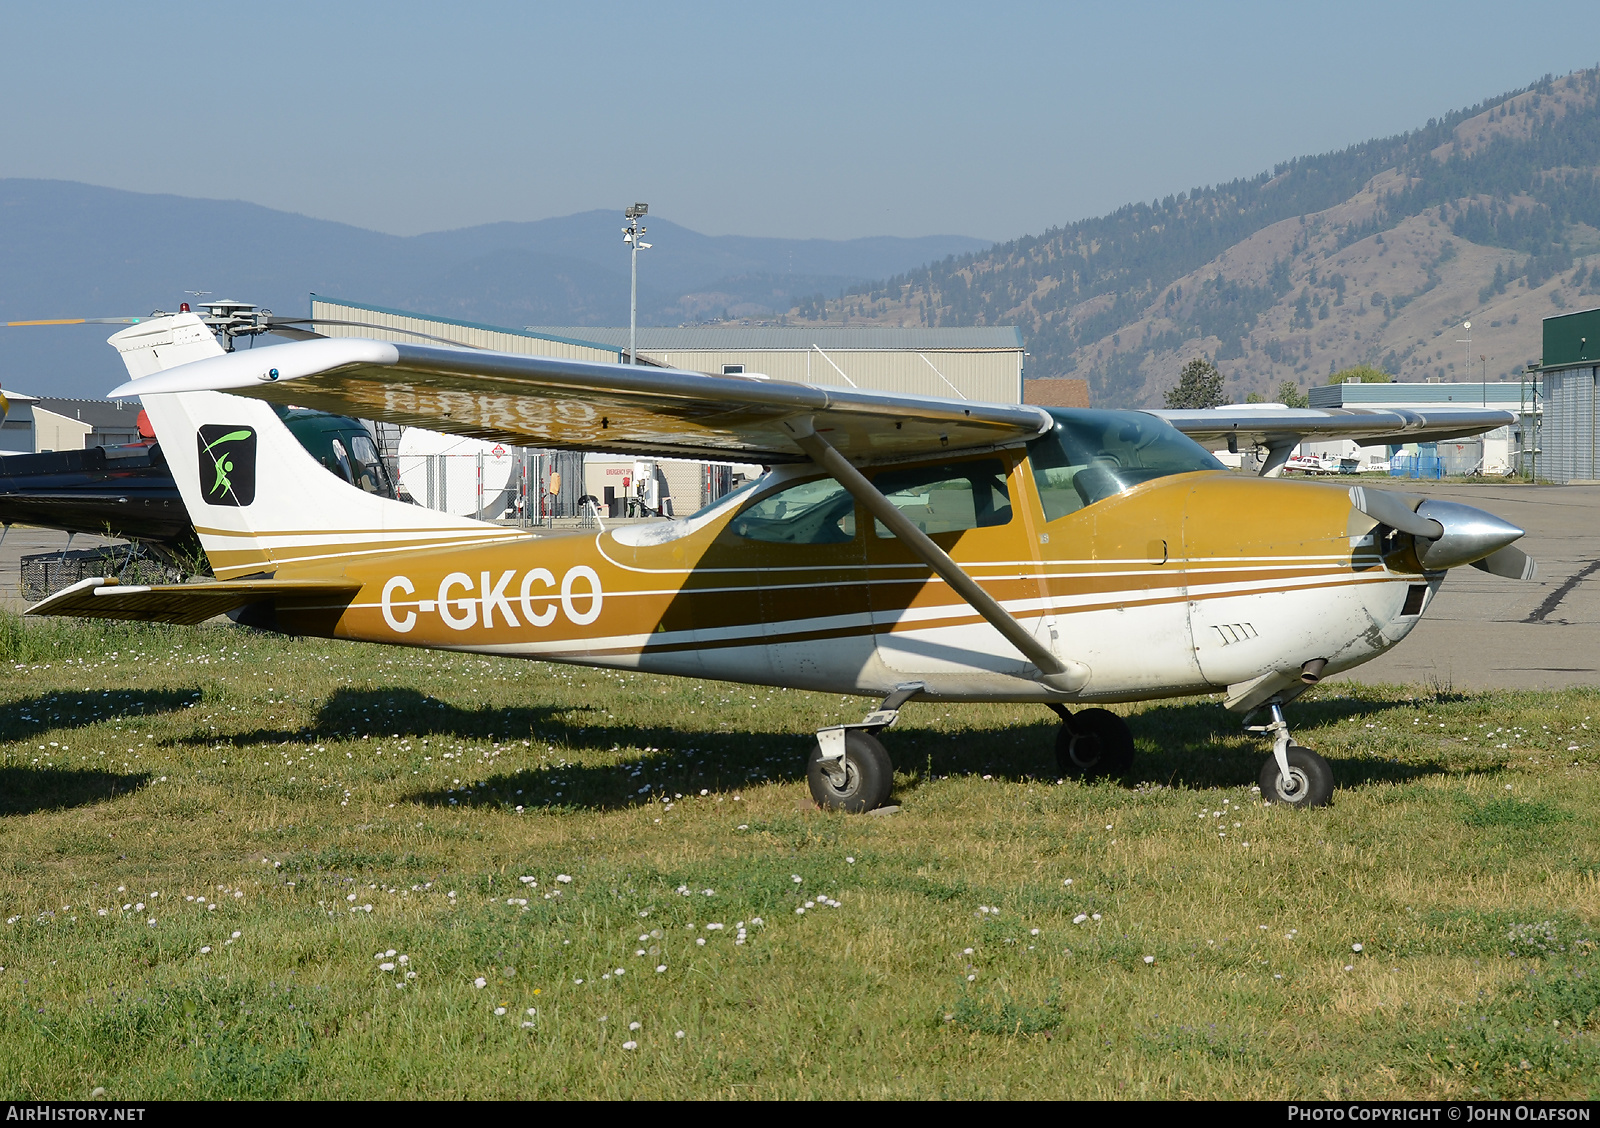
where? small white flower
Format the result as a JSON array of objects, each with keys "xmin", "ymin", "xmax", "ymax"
[
  {"xmin": 656, "ymin": 965, "xmax": 667, "ymax": 973},
  {"xmin": 200, "ymin": 946, "xmax": 211, "ymax": 954},
  {"xmin": 398, "ymin": 955, "xmax": 409, "ymax": 964},
  {"xmin": 557, "ymin": 875, "xmax": 572, "ymax": 883},
  {"xmin": 629, "ymin": 1021, "xmax": 641, "ymax": 1031},
  {"xmin": 1062, "ymin": 878, "xmax": 1073, "ymax": 886},
  {"xmin": 697, "ymin": 937, "xmax": 707, "ymax": 945},
  {"xmin": 1143, "ymin": 955, "xmax": 1155, "ymax": 965},
  {"xmin": 1092, "ymin": 913, "xmax": 1101, "ymax": 921},
  {"xmin": 792, "ymin": 875, "xmax": 803, "ymax": 884},
  {"xmin": 1030, "ymin": 928, "xmax": 1040, "ymax": 936},
  {"xmin": 1352, "ymin": 943, "xmax": 1363, "ymax": 952},
  {"xmin": 615, "ymin": 968, "xmax": 625, "ymax": 976},
  {"xmin": 147, "ymin": 919, "xmax": 156, "ymax": 926},
  {"xmin": 1073, "ymin": 914, "xmax": 1088, "ymax": 925},
  {"xmin": 527, "ymin": 1007, "xmax": 538, "ymax": 1016},
  {"xmin": 622, "ymin": 1040, "xmax": 637, "ymax": 1050},
  {"xmin": 966, "ymin": 973, "xmax": 976, "ymax": 981},
  {"xmin": 751, "ymin": 917, "xmax": 762, "ymax": 926},
  {"xmin": 380, "ymin": 962, "xmax": 395, "ymax": 971},
  {"xmin": 1344, "ymin": 965, "xmax": 1354, "ymax": 972},
  {"xmin": 494, "ymin": 1007, "xmax": 506, "ymax": 1015},
  {"xmin": 963, "ymin": 947, "xmax": 974, "ymax": 955},
  {"xmin": 846, "ymin": 857, "xmax": 856, "ymax": 864},
  {"xmin": 675, "ymin": 1030, "xmax": 685, "ymax": 1039},
  {"xmin": 474, "ymin": 977, "xmax": 487, "ymax": 989}
]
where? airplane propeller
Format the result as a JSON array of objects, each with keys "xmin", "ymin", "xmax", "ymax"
[
  {"xmin": 1348, "ymin": 485, "xmax": 1537, "ymax": 579},
  {"xmin": 1470, "ymin": 543, "xmax": 1538, "ymax": 581}
]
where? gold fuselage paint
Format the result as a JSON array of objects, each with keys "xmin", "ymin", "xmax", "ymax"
[{"xmin": 271, "ymin": 456, "xmax": 1421, "ymax": 705}]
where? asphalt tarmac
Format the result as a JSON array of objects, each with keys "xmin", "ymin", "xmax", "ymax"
[
  {"xmin": 0, "ymin": 480, "xmax": 1594, "ymax": 690},
  {"xmin": 1324, "ymin": 480, "xmax": 1600, "ymax": 692}
]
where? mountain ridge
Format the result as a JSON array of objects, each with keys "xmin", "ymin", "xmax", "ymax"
[
  {"xmin": 0, "ymin": 181, "xmax": 988, "ymax": 398},
  {"xmin": 797, "ymin": 69, "xmax": 1600, "ymax": 407}
]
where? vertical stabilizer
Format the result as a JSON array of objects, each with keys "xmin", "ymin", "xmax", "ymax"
[{"xmin": 110, "ymin": 314, "xmax": 527, "ymax": 580}]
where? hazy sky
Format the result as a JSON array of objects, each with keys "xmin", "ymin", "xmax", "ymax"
[{"xmin": 2, "ymin": 1, "xmax": 1595, "ymax": 243}]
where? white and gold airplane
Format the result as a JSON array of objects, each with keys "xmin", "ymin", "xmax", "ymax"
[{"xmin": 28, "ymin": 312, "xmax": 1534, "ymax": 811}]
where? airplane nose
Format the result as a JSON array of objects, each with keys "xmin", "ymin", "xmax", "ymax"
[{"xmin": 1412, "ymin": 499, "xmax": 1524, "ymax": 571}]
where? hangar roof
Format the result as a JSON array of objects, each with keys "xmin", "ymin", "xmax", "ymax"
[{"xmin": 522, "ymin": 325, "xmax": 1024, "ymax": 351}]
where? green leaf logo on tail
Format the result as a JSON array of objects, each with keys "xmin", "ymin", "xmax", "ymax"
[{"xmin": 196, "ymin": 425, "xmax": 258, "ymax": 506}]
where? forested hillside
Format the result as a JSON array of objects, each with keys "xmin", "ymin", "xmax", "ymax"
[{"xmin": 794, "ymin": 69, "xmax": 1600, "ymax": 406}]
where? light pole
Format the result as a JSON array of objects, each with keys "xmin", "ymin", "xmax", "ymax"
[{"xmin": 623, "ymin": 203, "xmax": 651, "ymax": 365}]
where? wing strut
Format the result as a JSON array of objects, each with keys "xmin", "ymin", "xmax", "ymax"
[{"xmin": 784, "ymin": 417, "xmax": 1091, "ymax": 693}]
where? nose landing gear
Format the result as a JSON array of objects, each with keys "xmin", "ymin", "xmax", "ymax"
[
  {"xmin": 808, "ymin": 683, "xmax": 922, "ymax": 812},
  {"xmin": 1247, "ymin": 699, "xmax": 1334, "ymax": 807},
  {"xmin": 1049, "ymin": 704, "xmax": 1135, "ymax": 778}
]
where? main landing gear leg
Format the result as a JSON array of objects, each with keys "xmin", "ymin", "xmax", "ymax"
[
  {"xmin": 1050, "ymin": 704, "xmax": 1135, "ymax": 779},
  {"xmin": 808, "ymin": 683, "xmax": 923, "ymax": 813},
  {"xmin": 1246, "ymin": 698, "xmax": 1334, "ymax": 808}
]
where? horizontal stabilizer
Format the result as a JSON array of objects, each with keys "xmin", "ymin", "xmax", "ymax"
[{"xmin": 26, "ymin": 576, "xmax": 362, "ymax": 625}]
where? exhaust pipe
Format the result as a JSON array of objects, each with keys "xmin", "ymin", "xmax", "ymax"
[{"xmin": 1301, "ymin": 658, "xmax": 1328, "ymax": 684}]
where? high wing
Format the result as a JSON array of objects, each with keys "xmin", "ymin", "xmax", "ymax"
[
  {"xmin": 112, "ymin": 338, "xmax": 1053, "ymax": 465},
  {"xmin": 1151, "ymin": 405, "xmax": 1516, "ymax": 449}
]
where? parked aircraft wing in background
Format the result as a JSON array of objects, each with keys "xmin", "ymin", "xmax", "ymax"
[{"xmin": 1151, "ymin": 405, "xmax": 1516, "ymax": 449}]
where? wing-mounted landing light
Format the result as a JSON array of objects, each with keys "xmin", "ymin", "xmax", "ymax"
[{"xmin": 1348, "ymin": 486, "xmax": 1537, "ymax": 579}]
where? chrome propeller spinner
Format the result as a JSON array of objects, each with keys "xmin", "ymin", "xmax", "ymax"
[{"xmin": 1348, "ymin": 486, "xmax": 1537, "ymax": 580}]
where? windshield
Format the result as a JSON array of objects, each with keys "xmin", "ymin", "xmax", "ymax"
[{"xmin": 1029, "ymin": 408, "xmax": 1221, "ymax": 521}]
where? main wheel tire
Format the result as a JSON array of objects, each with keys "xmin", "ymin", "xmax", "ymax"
[
  {"xmin": 807, "ymin": 730, "xmax": 894, "ymax": 812},
  {"xmin": 1258, "ymin": 745, "xmax": 1334, "ymax": 808},
  {"xmin": 1055, "ymin": 708, "xmax": 1135, "ymax": 778}
]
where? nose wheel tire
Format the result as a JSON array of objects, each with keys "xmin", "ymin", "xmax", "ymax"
[
  {"xmin": 1055, "ymin": 708, "xmax": 1135, "ymax": 779},
  {"xmin": 1258, "ymin": 745, "xmax": 1334, "ymax": 808},
  {"xmin": 807, "ymin": 730, "xmax": 894, "ymax": 812}
]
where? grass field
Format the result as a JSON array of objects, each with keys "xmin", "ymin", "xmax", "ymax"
[{"xmin": 1, "ymin": 611, "xmax": 1598, "ymax": 1099}]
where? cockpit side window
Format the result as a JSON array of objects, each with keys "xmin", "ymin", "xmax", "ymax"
[
  {"xmin": 328, "ymin": 438, "xmax": 355, "ymax": 485},
  {"xmin": 346, "ymin": 432, "xmax": 392, "ymax": 496},
  {"xmin": 867, "ymin": 459, "xmax": 1012, "ymax": 537},
  {"xmin": 731, "ymin": 477, "xmax": 858, "ymax": 544},
  {"xmin": 1029, "ymin": 408, "xmax": 1222, "ymax": 521}
]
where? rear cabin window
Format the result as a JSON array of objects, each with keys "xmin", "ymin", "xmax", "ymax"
[
  {"xmin": 868, "ymin": 459, "xmax": 1012, "ymax": 537},
  {"xmin": 1029, "ymin": 409, "xmax": 1221, "ymax": 522},
  {"xmin": 732, "ymin": 477, "xmax": 857, "ymax": 544}
]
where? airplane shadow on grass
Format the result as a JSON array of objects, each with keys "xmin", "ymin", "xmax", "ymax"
[
  {"xmin": 165, "ymin": 685, "xmax": 1473, "ymax": 813},
  {"xmin": 0, "ymin": 767, "xmax": 151, "ymax": 816},
  {"xmin": 365, "ymin": 688, "xmax": 1469, "ymax": 814},
  {"xmin": 0, "ymin": 688, "xmax": 199, "ymax": 743}
]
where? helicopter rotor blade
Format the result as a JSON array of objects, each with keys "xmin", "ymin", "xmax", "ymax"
[{"xmin": 3, "ymin": 317, "xmax": 149, "ymax": 328}]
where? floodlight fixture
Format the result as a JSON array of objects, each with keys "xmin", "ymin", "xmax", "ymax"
[{"xmin": 624, "ymin": 202, "xmax": 652, "ymax": 364}]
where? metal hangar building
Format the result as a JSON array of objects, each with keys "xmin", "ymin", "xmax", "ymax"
[{"xmin": 309, "ymin": 298, "xmax": 1027, "ymax": 403}]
